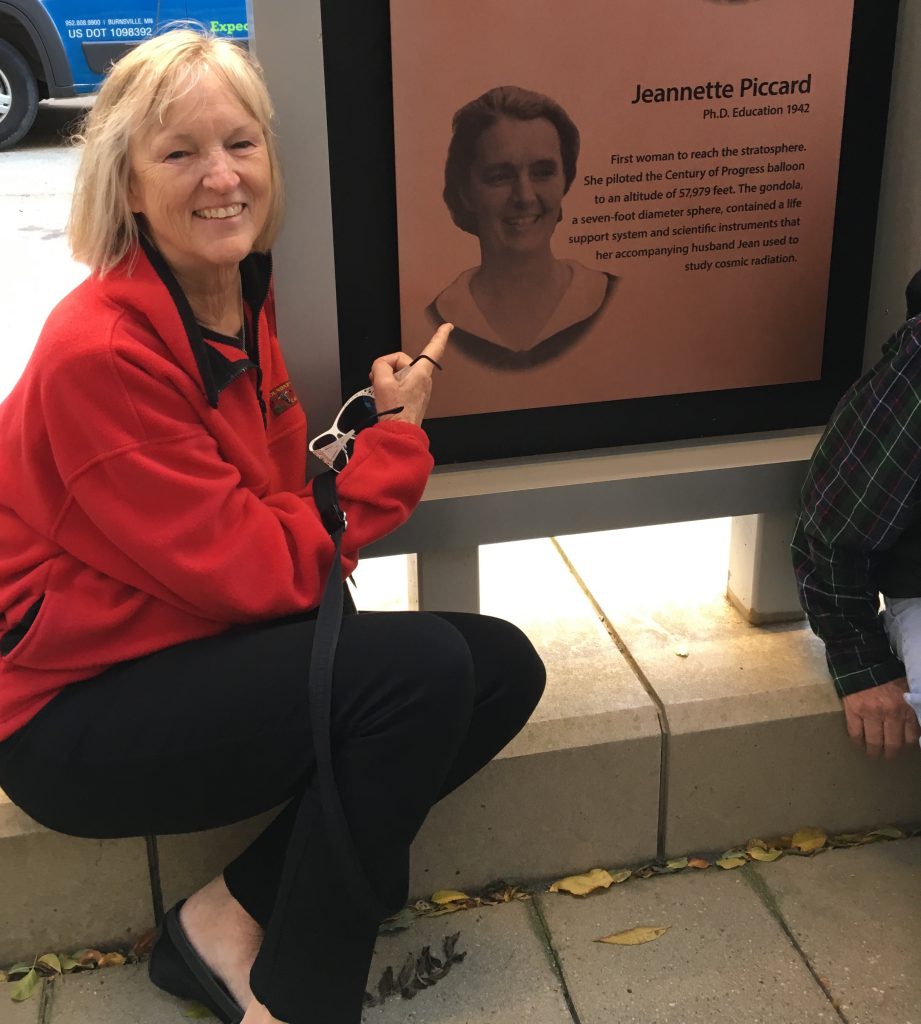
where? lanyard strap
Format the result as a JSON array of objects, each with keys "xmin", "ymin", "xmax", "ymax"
[{"xmin": 307, "ymin": 471, "xmax": 388, "ymax": 919}]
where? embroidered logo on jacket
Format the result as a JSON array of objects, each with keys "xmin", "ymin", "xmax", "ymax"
[{"xmin": 270, "ymin": 381, "xmax": 299, "ymax": 417}]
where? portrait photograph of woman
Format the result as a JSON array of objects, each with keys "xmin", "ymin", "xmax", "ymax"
[{"xmin": 428, "ymin": 86, "xmax": 618, "ymax": 371}]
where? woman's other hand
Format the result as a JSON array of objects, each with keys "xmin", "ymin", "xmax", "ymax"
[{"xmin": 370, "ymin": 324, "xmax": 453, "ymax": 426}]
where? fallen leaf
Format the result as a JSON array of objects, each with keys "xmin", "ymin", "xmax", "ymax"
[
  {"xmin": 549, "ymin": 868, "xmax": 617, "ymax": 896},
  {"xmin": 687, "ymin": 858, "xmax": 710, "ymax": 870},
  {"xmin": 74, "ymin": 949, "xmax": 103, "ymax": 967},
  {"xmin": 9, "ymin": 968, "xmax": 39, "ymax": 1002},
  {"xmin": 595, "ymin": 926, "xmax": 668, "ymax": 946},
  {"xmin": 715, "ymin": 856, "xmax": 747, "ymax": 870},
  {"xmin": 379, "ymin": 908, "xmax": 415, "ymax": 934},
  {"xmin": 865, "ymin": 827, "xmax": 904, "ymax": 841},
  {"xmin": 60, "ymin": 957, "xmax": 84, "ymax": 974},
  {"xmin": 746, "ymin": 846, "xmax": 783, "ymax": 863},
  {"xmin": 610, "ymin": 869, "xmax": 632, "ymax": 884},
  {"xmin": 792, "ymin": 827, "xmax": 827, "ymax": 853},
  {"xmin": 665, "ymin": 857, "xmax": 688, "ymax": 872},
  {"xmin": 430, "ymin": 890, "xmax": 470, "ymax": 905},
  {"xmin": 132, "ymin": 929, "xmax": 158, "ymax": 958},
  {"xmin": 829, "ymin": 833, "xmax": 863, "ymax": 847},
  {"xmin": 36, "ymin": 954, "xmax": 62, "ymax": 976},
  {"xmin": 5, "ymin": 963, "xmax": 32, "ymax": 980},
  {"xmin": 0, "ymin": 971, "xmax": 8, "ymax": 984},
  {"xmin": 97, "ymin": 952, "xmax": 126, "ymax": 969}
]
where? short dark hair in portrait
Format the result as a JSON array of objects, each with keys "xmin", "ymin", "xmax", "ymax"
[{"xmin": 443, "ymin": 85, "xmax": 580, "ymax": 237}]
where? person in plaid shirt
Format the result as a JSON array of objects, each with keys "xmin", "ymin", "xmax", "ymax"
[{"xmin": 792, "ymin": 271, "xmax": 921, "ymax": 759}]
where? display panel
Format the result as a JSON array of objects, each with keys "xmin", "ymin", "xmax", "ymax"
[{"xmin": 320, "ymin": 0, "xmax": 899, "ymax": 463}]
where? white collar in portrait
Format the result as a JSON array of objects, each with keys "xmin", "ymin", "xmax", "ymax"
[{"xmin": 432, "ymin": 260, "xmax": 614, "ymax": 352}]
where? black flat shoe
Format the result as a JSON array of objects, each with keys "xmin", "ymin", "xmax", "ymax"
[{"xmin": 148, "ymin": 900, "xmax": 245, "ymax": 1024}]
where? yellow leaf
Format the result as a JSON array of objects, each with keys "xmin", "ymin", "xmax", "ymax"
[
  {"xmin": 595, "ymin": 926, "xmax": 668, "ymax": 946},
  {"xmin": 688, "ymin": 857, "xmax": 710, "ymax": 870},
  {"xmin": 716, "ymin": 856, "xmax": 747, "ymax": 870},
  {"xmin": 96, "ymin": 952, "xmax": 126, "ymax": 969},
  {"xmin": 549, "ymin": 868, "xmax": 617, "ymax": 897},
  {"xmin": 0, "ymin": 970, "xmax": 8, "ymax": 984},
  {"xmin": 610, "ymin": 869, "xmax": 632, "ymax": 884},
  {"xmin": 665, "ymin": 858, "xmax": 688, "ymax": 872},
  {"xmin": 746, "ymin": 838, "xmax": 768, "ymax": 851},
  {"xmin": 430, "ymin": 890, "xmax": 470, "ymax": 905},
  {"xmin": 36, "ymin": 954, "xmax": 62, "ymax": 976},
  {"xmin": 792, "ymin": 827, "xmax": 827, "ymax": 853},
  {"xmin": 747, "ymin": 846, "xmax": 783, "ymax": 863},
  {"xmin": 9, "ymin": 968, "xmax": 39, "ymax": 1002}
]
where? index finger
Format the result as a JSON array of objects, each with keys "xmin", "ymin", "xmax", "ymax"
[{"xmin": 416, "ymin": 323, "xmax": 453, "ymax": 373}]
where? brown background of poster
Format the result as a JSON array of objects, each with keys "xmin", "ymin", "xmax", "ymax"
[{"xmin": 390, "ymin": 0, "xmax": 854, "ymax": 419}]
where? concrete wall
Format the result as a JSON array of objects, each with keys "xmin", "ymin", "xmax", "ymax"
[{"xmin": 864, "ymin": 0, "xmax": 921, "ymax": 365}]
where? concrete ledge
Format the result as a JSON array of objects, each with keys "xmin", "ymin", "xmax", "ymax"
[
  {"xmin": 3, "ymin": 532, "xmax": 920, "ymax": 960},
  {"xmin": 0, "ymin": 789, "xmax": 45, "ymax": 841}
]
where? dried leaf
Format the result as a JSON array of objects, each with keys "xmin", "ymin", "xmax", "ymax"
[
  {"xmin": 829, "ymin": 832, "xmax": 863, "ymax": 847},
  {"xmin": 688, "ymin": 857, "xmax": 710, "ymax": 870},
  {"xmin": 377, "ymin": 965, "xmax": 396, "ymax": 1001},
  {"xmin": 665, "ymin": 857, "xmax": 688, "ymax": 872},
  {"xmin": 0, "ymin": 971, "xmax": 7, "ymax": 985},
  {"xmin": 865, "ymin": 826, "xmax": 904, "ymax": 841},
  {"xmin": 379, "ymin": 908, "xmax": 415, "ymax": 934},
  {"xmin": 397, "ymin": 952, "xmax": 417, "ymax": 990},
  {"xmin": 74, "ymin": 949, "xmax": 103, "ymax": 967},
  {"xmin": 9, "ymin": 968, "xmax": 39, "ymax": 1002},
  {"xmin": 60, "ymin": 957, "xmax": 84, "ymax": 974},
  {"xmin": 5, "ymin": 963, "xmax": 32, "ymax": 980},
  {"xmin": 549, "ymin": 868, "xmax": 617, "ymax": 896},
  {"xmin": 595, "ymin": 926, "xmax": 668, "ymax": 946},
  {"xmin": 716, "ymin": 856, "xmax": 747, "ymax": 870},
  {"xmin": 36, "ymin": 953, "xmax": 62, "ymax": 976},
  {"xmin": 184, "ymin": 1002, "xmax": 214, "ymax": 1019},
  {"xmin": 792, "ymin": 827, "xmax": 827, "ymax": 853},
  {"xmin": 610, "ymin": 869, "xmax": 632, "ymax": 884},
  {"xmin": 430, "ymin": 890, "xmax": 470, "ymax": 906},
  {"xmin": 132, "ymin": 929, "xmax": 158, "ymax": 959},
  {"xmin": 97, "ymin": 952, "xmax": 126, "ymax": 969},
  {"xmin": 747, "ymin": 846, "xmax": 783, "ymax": 863}
]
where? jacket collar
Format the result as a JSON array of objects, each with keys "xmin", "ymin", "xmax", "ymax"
[{"xmin": 101, "ymin": 236, "xmax": 272, "ymax": 408}]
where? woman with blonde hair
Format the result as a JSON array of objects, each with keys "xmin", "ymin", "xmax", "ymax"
[{"xmin": 0, "ymin": 29, "xmax": 544, "ymax": 1024}]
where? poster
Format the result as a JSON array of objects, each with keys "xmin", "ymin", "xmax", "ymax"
[{"xmin": 389, "ymin": 0, "xmax": 855, "ymax": 420}]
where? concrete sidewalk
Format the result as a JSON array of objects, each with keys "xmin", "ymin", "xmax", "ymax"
[{"xmin": 3, "ymin": 837, "xmax": 918, "ymax": 1024}]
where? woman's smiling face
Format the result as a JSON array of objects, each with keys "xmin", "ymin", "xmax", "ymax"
[
  {"xmin": 462, "ymin": 116, "xmax": 566, "ymax": 258},
  {"xmin": 127, "ymin": 70, "xmax": 271, "ymax": 278}
]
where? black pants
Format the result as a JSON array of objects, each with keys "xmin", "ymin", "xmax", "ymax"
[{"xmin": 0, "ymin": 609, "xmax": 545, "ymax": 1023}]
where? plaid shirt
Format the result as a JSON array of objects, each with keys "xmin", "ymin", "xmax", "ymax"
[{"xmin": 792, "ymin": 316, "xmax": 921, "ymax": 696}]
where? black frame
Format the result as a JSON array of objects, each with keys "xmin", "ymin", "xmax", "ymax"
[{"xmin": 319, "ymin": 1, "xmax": 901, "ymax": 465}]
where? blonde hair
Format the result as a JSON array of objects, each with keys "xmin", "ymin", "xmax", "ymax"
[{"xmin": 68, "ymin": 28, "xmax": 284, "ymax": 274}]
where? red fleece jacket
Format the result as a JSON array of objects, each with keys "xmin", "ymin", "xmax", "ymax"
[{"xmin": 0, "ymin": 245, "xmax": 433, "ymax": 740}]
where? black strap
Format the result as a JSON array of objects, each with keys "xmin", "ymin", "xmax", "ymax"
[{"xmin": 305, "ymin": 470, "xmax": 388, "ymax": 919}]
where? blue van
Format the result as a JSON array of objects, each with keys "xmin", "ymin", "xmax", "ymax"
[{"xmin": 0, "ymin": 0, "xmax": 247, "ymax": 148}]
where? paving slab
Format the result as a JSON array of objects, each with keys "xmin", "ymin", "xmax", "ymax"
[
  {"xmin": 0, "ymin": 833, "xmax": 153, "ymax": 964},
  {"xmin": 753, "ymin": 839, "xmax": 921, "ymax": 1024},
  {"xmin": 363, "ymin": 900, "xmax": 572, "ymax": 1023},
  {"xmin": 538, "ymin": 865, "xmax": 836, "ymax": 1024},
  {"xmin": 46, "ymin": 964, "xmax": 187, "ymax": 1024}
]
